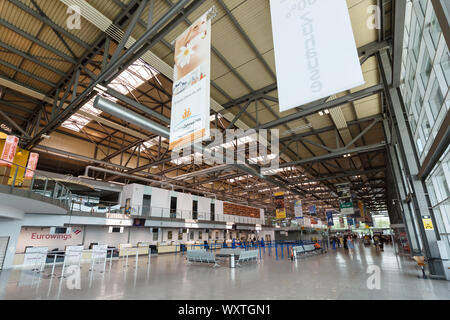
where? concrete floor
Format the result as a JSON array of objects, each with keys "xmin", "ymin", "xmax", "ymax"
[{"xmin": 0, "ymin": 242, "xmax": 449, "ymax": 300}]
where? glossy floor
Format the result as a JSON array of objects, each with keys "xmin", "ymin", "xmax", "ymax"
[{"xmin": 1, "ymin": 243, "xmax": 449, "ymax": 300}]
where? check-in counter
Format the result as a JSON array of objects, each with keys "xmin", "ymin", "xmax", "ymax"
[
  {"xmin": 119, "ymin": 243, "xmax": 149, "ymax": 257},
  {"xmin": 156, "ymin": 244, "xmax": 178, "ymax": 254}
]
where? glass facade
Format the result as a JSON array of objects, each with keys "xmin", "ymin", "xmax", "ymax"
[{"xmin": 400, "ymin": 1, "xmax": 450, "ymax": 248}]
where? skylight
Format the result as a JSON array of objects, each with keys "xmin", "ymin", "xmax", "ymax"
[
  {"xmin": 143, "ymin": 136, "xmax": 167, "ymax": 149},
  {"xmin": 61, "ymin": 59, "xmax": 159, "ymax": 132}
]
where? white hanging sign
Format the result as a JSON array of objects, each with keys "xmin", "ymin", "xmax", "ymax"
[{"xmin": 270, "ymin": 0, "xmax": 365, "ymax": 112}]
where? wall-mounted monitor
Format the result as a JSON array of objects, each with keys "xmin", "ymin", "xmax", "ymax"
[
  {"xmin": 133, "ymin": 218, "xmax": 146, "ymax": 227},
  {"xmin": 50, "ymin": 227, "xmax": 71, "ymax": 234},
  {"xmin": 108, "ymin": 226, "xmax": 124, "ymax": 233}
]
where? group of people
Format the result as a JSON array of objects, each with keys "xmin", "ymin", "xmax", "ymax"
[
  {"xmin": 331, "ymin": 233, "xmax": 356, "ymax": 250},
  {"xmin": 372, "ymin": 234, "xmax": 392, "ymax": 251}
]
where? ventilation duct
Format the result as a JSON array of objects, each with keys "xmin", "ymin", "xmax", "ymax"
[{"xmin": 94, "ymin": 96, "xmax": 169, "ymax": 139}]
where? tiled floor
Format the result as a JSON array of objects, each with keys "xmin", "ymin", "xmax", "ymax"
[{"xmin": 0, "ymin": 242, "xmax": 449, "ymax": 300}]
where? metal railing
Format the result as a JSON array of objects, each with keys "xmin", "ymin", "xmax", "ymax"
[
  {"xmin": 0, "ymin": 159, "xmax": 73, "ymax": 210},
  {"xmin": 133, "ymin": 205, "xmax": 265, "ymax": 225}
]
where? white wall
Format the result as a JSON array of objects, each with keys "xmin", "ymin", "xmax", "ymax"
[
  {"xmin": 198, "ymin": 197, "xmax": 211, "ymax": 220},
  {"xmin": 83, "ymin": 226, "xmax": 129, "ymax": 248},
  {"xmin": 128, "ymin": 227, "xmax": 155, "ymax": 244},
  {"xmin": 0, "ymin": 218, "xmax": 22, "ymax": 269},
  {"xmin": 119, "ymin": 184, "xmax": 264, "ymax": 224},
  {"xmin": 150, "ymin": 187, "xmax": 170, "ymax": 217}
]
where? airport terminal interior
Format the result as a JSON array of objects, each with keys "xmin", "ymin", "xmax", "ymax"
[{"xmin": 0, "ymin": 0, "xmax": 449, "ymax": 301}]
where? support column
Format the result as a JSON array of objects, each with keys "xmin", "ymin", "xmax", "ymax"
[{"xmin": 378, "ymin": 49, "xmax": 445, "ymax": 277}]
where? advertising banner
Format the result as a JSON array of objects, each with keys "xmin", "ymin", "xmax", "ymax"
[
  {"xmin": 274, "ymin": 192, "xmax": 286, "ymax": 219},
  {"xmin": 308, "ymin": 205, "xmax": 316, "ymax": 215},
  {"xmin": 269, "ymin": 0, "xmax": 364, "ymax": 111},
  {"xmin": 24, "ymin": 152, "xmax": 39, "ymax": 179},
  {"xmin": 358, "ymin": 200, "xmax": 364, "ymax": 218},
  {"xmin": 326, "ymin": 211, "xmax": 334, "ymax": 226},
  {"xmin": 169, "ymin": 11, "xmax": 211, "ymax": 150},
  {"xmin": 304, "ymin": 216, "xmax": 311, "ymax": 228},
  {"xmin": 339, "ymin": 216, "xmax": 345, "ymax": 228},
  {"xmin": 294, "ymin": 200, "xmax": 303, "ymax": 219},
  {"xmin": 347, "ymin": 216, "xmax": 354, "ymax": 226},
  {"xmin": 364, "ymin": 206, "xmax": 373, "ymax": 226},
  {"xmin": 336, "ymin": 183, "xmax": 351, "ymax": 199},
  {"xmin": 340, "ymin": 201, "xmax": 354, "ymax": 215},
  {"xmin": 0, "ymin": 135, "xmax": 19, "ymax": 167}
]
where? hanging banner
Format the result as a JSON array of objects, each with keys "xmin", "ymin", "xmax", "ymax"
[
  {"xmin": 340, "ymin": 201, "xmax": 354, "ymax": 215},
  {"xmin": 308, "ymin": 205, "xmax": 316, "ymax": 215},
  {"xmin": 169, "ymin": 11, "xmax": 212, "ymax": 150},
  {"xmin": 304, "ymin": 216, "xmax": 311, "ymax": 228},
  {"xmin": 269, "ymin": 0, "xmax": 364, "ymax": 112},
  {"xmin": 339, "ymin": 216, "xmax": 345, "ymax": 228},
  {"xmin": 336, "ymin": 183, "xmax": 351, "ymax": 199},
  {"xmin": 326, "ymin": 211, "xmax": 334, "ymax": 226},
  {"xmin": 358, "ymin": 200, "xmax": 365, "ymax": 218},
  {"xmin": 364, "ymin": 207, "xmax": 373, "ymax": 226},
  {"xmin": 347, "ymin": 216, "xmax": 354, "ymax": 226},
  {"xmin": 274, "ymin": 192, "xmax": 286, "ymax": 219},
  {"xmin": 0, "ymin": 135, "xmax": 19, "ymax": 167},
  {"xmin": 294, "ymin": 200, "xmax": 303, "ymax": 219},
  {"xmin": 24, "ymin": 152, "xmax": 39, "ymax": 179}
]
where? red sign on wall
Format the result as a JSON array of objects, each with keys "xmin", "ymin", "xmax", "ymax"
[
  {"xmin": 0, "ymin": 135, "xmax": 19, "ymax": 167},
  {"xmin": 25, "ymin": 152, "xmax": 39, "ymax": 178}
]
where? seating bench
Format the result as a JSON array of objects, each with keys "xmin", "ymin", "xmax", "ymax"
[
  {"xmin": 236, "ymin": 250, "xmax": 258, "ymax": 266},
  {"xmin": 186, "ymin": 250, "xmax": 220, "ymax": 268},
  {"xmin": 292, "ymin": 246, "xmax": 305, "ymax": 259}
]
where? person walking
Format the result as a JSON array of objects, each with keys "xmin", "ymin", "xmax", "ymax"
[{"xmin": 347, "ymin": 235, "xmax": 354, "ymax": 250}]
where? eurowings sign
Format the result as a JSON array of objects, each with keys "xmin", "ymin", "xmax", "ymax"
[{"xmin": 270, "ymin": 0, "xmax": 364, "ymax": 112}]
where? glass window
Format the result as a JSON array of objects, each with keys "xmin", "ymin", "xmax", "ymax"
[
  {"xmin": 428, "ymin": 12, "xmax": 441, "ymax": 49},
  {"xmin": 418, "ymin": 0, "xmax": 427, "ymax": 15},
  {"xmin": 168, "ymin": 231, "xmax": 172, "ymax": 240},
  {"xmin": 436, "ymin": 168, "xmax": 450, "ymax": 200},
  {"xmin": 428, "ymin": 80, "xmax": 444, "ymax": 119},
  {"xmin": 421, "ymin": 115, "xmax": 431, "ymax": 140},
  {"xmin": 416, "ymin": 137, "xmax": 424, "ymax": 154},
  {"xmin": 420, "ymin": 49, "xmax": 432, "ymax": 88},
  {"xmin": 440, "ymin": 50, "xmax": 450, "ymax": 85},
  {"xmin": 412, "ymin": 19, "xmax": 422, "ymax": 60}
]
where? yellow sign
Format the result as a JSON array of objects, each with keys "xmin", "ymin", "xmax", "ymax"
[
  {"xmin": 276, "ymin": 208, "xmax": 286, "ymax": 219},
  {"xmin": 422, "ymin": 217, "xmax": 434, "ymax": 230}
]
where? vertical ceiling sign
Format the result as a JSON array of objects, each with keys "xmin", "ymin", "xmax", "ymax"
[
  {"xmin": 274, "ymin": 192, "xmax": 286, "ymax": 219},
  {"xmin": 169, "ymin": 9, "xmax": 214, "ymax": 150},
  {"xmin": 269, "ymin": 0, "xmax": 365, "ymax": 112},
  {"xmin": 25, "ymin": 153, "xmax": 39, "ymax": 179}
]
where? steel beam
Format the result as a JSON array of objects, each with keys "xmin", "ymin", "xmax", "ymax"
[
  {"xmin": 257, "ymin": 84, "xmax": 384, "ymax": 129},
  {"xmin": 392, "ymin": 0, "xmax": 406, "ymax": 87},
  {"xmin": 24, "ymin": 0, "xmax": 203, "ymax": 149},
  {"xmin": 279, "ymin": 143, "xmax": 386, "ymax": 168},
  {"xmin": 378, "ymin": 48, "xmax": 445, "ymax": 277}
]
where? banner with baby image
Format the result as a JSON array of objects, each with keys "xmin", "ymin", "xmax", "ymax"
[{"xmin": 169, "ymin": 10, "xmax": 212, "ymax": 150}]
